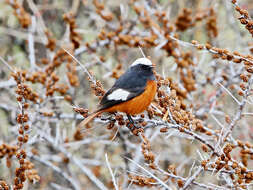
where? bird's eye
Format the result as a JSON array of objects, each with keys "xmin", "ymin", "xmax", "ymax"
[{"xmin": 141, "ymin": 65, "xmax": 149, "ymax": 69}]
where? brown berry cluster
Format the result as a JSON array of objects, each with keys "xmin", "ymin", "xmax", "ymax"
[
  {"xmin": 98, "ymin": 27, "xmax": 154, "ymax": 48},
  {"xmin": 0, "ymin": 144, "xmax": 18, "ymax": 168},
  {"xmin": 14, "ymin": 150, "xmax": 40, "ymax": 190},
  {"xmin": 9, "ymin": 72, "xmax": 41, "ymax": 189},
  {"xmin": 25, "ymin": 71, "xmax": 47, "ymax": 85},
  {"xmin": 128, "ymin": 174, "xmax": 156, "ymax": 187},
  {"xmin": 0, "ymin": 180, "xmax": 9, "ymax": 190},
  {"xmin": 74, "ymin": 107, "xmax": 89, "ymax": 118},
  {"xmin": 106, "ymin": 120, "xmax": 115, "ymax": 130},
  {"xmin": 194, "ymin": 9, "xmax": 209, "ymax": 22},
  {"xmin": 164, "ymin": 164, "xmax": 178, "ymax": 183},
  {"xmin": 63, "ymin": 13, "xmax": 82, "ymax": 49},
  {"xmin": 14, "ymin": 150, "xmax": 27, "ymax": 189},
  {"xmin": 45, "ymin": 50, "xmax": 64, "ymax": 75},
  {"xmin": 41, "ymin": 111, "xmax": 54, "ymax": 117},
  {"xmin": 175, "ymin": 8, "xmax": 193, "ymax": 31},
  {"xmin": 177, "ymin": 52, "xmax": 196, "ymax": 93},
  {"xmin": 232, "ymin": 0, "xmax": 253, "ymax": 37},
  {"xmin": 6, "ymin": 0, "xmax": 31, "ymax": 28},
  {"xmin": 133, "ymin": 5, "xmax": 161, "ymax": 35},
  {"xmin": 168, "ymin": 89, "xmax": 201, "ymax": 131},
  {"xmin": 93, "ymin": 0, "xmax": 113, "ymax": 21},
  {"xmin": 191, "ymin": 40, "xmax": 253, "ymax": 80},
  {"xmin": 141, "ymin": 134, "xmax": 156, "ymax": 169},
  {"xmin": 45, "ymin": 30, "xmax": 56, "ymax": 51},
  {"xmin": 24, "ymin": 160, "xmax": 40, "ymax": 183},
  {"xmin": 200, "ymin": 142, "xmax": 253, "ymax": 187},
  {"xmin": 111, "ymin": 64, "xmax": 124, "ymax": 79},
  {"xmin": 90, "ymin": 78, "xmax": 105, "ymax": 98},
  {"xmin": 237, "ymin": 140, "xmax": 253, "ymax": 167},
  {"xmin": 11, "ymin": 73, "xmax": 33, "ymax": 148},
  {"xmin": 73, "ymin": 128, "xmax": 85, "ymax": 141},
  {"xmin": 114, "ymin": 114, "xmax": 125, "ymax": 126},
  {"xmin": 25, "ymin": 59, "xmax": 71, "ymax": 98},
  {"xmin": 206, "ymin": 8, "xmax": 218, "ymax": 38},
  {"xmin": 12, "ymin": 72, "xmax": 39, "ymax": 103},
  {"xmin": 239, "ymin": 72, "xmax": 251, "ymax": 97},
  {"xmin": 41, "ymin": 50, "xmax": 72, "ymax": 97},
  {"xmin": 156, "ymin": 74, "xmax": 217, "ymax": 141}
]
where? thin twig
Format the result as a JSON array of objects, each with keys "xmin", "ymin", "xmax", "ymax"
[
  {"xmin": 62, "ymin": 48, "xmax": 96, "ymax": 84},
  {"xmin": 0, "ymin": 56, "xmax": 16, "ymax": 73},
  {"xmin": 138, "ymin": 46, "xmax": 146, "ymax": 58},
  {"xmin": 28, "ymin": 152, "xmax": 80, "ymax": 190},
  {"xmin": 105, "ymin": 153, "xmax": 119, "ymax": 190}
]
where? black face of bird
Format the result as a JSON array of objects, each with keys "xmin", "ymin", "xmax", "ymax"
[
  {"xmin": 129, "ymin": 64, "xmax": 156, "ymax": 81},
  {"xmin": 131, "ymin": 64, "xmax": 153, "ymax": 71},
  {"xmin": 128, "ymin": 58, "xmax": 156, "ymax": 82}
]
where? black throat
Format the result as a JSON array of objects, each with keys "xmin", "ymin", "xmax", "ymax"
[{"xmin": 130, "ymin": 64, "xmax": 155, "ymax": 81}]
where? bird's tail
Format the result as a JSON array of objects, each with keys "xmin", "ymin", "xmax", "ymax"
[{"xmin": 77, "ymin": 110, "xmax": 103, "ymax": 128}]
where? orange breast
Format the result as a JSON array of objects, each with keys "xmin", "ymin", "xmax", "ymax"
[{"xmin": 104, "ymin": 80, "xmax": 157, "ymax": 115}]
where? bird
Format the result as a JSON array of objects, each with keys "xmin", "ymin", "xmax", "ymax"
[{"xmin": 78, "ymin": 57, "xmax": 157, "ymax": 132}]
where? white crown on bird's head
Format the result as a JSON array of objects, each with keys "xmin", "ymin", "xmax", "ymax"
[{"xmin": 131, "ymin": 58, "xmax": 153, "ymax": 67}]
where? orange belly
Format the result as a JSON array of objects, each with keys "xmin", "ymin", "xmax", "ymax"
[{"xmin": 104, "ymin": 80, "xmax": 157, "ymax": 115}]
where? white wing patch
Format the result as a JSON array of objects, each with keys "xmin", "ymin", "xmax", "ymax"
[
  {"xmin": 107, "ymin": 89, "xmax": 130, "ymax": 101},
  {"xmin": 131, "ymin": 58, "xmax": 152, "ymax": 67}
]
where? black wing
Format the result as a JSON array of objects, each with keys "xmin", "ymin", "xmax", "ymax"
[{"xmin": 98, "ymin": 69, "xmax": 146, "ymax": 110}]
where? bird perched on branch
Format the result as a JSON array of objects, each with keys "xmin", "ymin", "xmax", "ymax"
[{"xmin": 78, "ymin": 57, "xmax": 157, "ymax": 134}]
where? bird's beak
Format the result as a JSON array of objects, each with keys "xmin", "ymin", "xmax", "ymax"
[{"xmin": 151, "ymin": 63, "xmax": 156, "ymax": 67}]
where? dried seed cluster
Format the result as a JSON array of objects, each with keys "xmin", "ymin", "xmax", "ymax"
[
  {"xmin": 175, "ymin": 8, "xmax": 193, "ymax": 31},
  {"xmin": 191, "ymin": 40, "xmax": 253, "ymax": 91},
  {"xmin": 0, "ymin": 144, "xmax": 18, "ymax": 168},
  {"xmin": 93, "ymin": 0, "xmax": 113, "ymax": 22},
  {"xmin": 128, "ymin": 174, "xmax": 156, "ymax": 187},
  {"xmin": 63, "ymin": 13, "xmax": 82, "ymax": 49},
  {"xmin": 14, "ymin": 150, "xmax": 40, "ymax": 190},
  {"xmin": 0, "ymin": 180, "xmax": 9, "ymax": 190},
  {"xmin": 6, "ymin": 0, "xmax": 31, "ymax": 28},
  {"xmin": 141, "ymin": 134, "xmax": 156, "ymax": 169},
  {"xmin": 232, "ymin": 0, "xmax": 253, "ymax": 37}
]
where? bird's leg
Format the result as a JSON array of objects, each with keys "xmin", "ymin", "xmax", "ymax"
[
  {"xmin": 127, "ymin": 114, "xmax": 135, "ymax": 125},
  {"xmin": 126, "ymin": 114, "xmax": 142, "ymax": 135}
]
